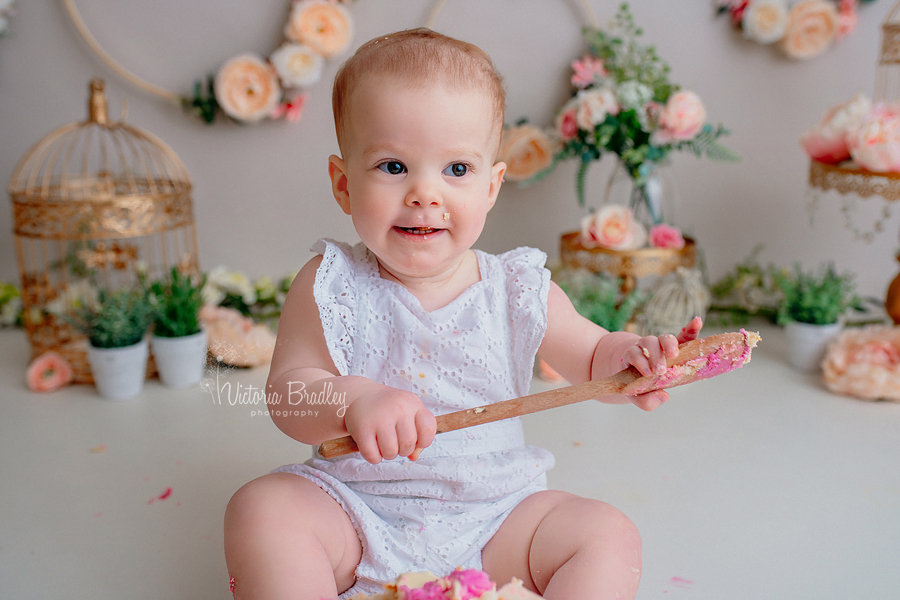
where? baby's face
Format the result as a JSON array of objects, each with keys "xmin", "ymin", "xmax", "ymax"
[{"xmin": 330, "ymin": 77, "xmax": 505, "ymax": 281}]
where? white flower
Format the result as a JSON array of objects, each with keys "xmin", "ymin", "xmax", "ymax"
[
  {"xmin": 269, "ymin": 43, "xmax": 324, "ymax": 89},
  {"xmin": 616, "ymin": 81, "xmax": 653, "ymax": 112},
  {"xmin": 743, "ymin": 0, "xmax": 790, "ymax": 45},
  {"xmin": 206, "ymin": 266, "xmax": 256, "ymax": 306},
  {"xmin": 575, "ymin": 88, "xmax": 619, "ymax": 131},
  {"xmin": 0, "ymin": 296, "xmax": 21, "ymax": 327}
]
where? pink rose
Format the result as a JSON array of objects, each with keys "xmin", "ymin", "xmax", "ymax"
[
  {"xmin": 847, "ymin": 103, "xmax": 900, "ymax": 173},
  {"xmin": 26, "ymin": 351, "xmax": 73, "ymax": 392},
  {"xmin": 730, "ymin": 0, "xmax": 750, "ymax": 26},
  {"xmin": 823, "ymin": 326, "xmax": 900, "ymax": 401},
  {"xmin": 836, "ymin": 0, "xmax": 859, "ymax": 40},
  {"xmin": 580, "ymin": 205, "xmax": 648, "ymax": 251},
  {"xmin": 801, "ymin": 92, "xmax": 871, "ymax": 164},
  {"xmin": 271, "ymin": 93, "xmax": 309, "ymax": 122},
  {"xmin": 557, "ymin": 104, "xmax": 579, "ymax": 141},
  {"xmin": 653, "ymin": 91, "xmax": 706, "ymax": 144},
  {"xmin": 570, "ymin": 55, "xmax": 607, "ymax": 88},
  {"xmin": 575, "ymin": 88, "xmax": 619, "ymax": 131},
  {"xmin": 781, "ymin": 0, "xmax": 838, "ymax": 60},
  {"xmin": 649, "ymin": 223, "xmax": 685, "ymax": 249}
]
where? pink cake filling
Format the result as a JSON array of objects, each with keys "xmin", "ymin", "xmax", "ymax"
[{"xmin": 625, "ymin": 329, "xmax": 759, "ymax": 396}]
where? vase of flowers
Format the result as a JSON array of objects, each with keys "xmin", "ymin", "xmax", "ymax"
[
  {"xmin": 68, "ymin": 286, "xmax": 155, "ymax": 400},
  {"xmin": 776, "ymin": 263, "xmax": 859, "ymax": 371},
  {"xmin": 523, "ymin": 4, "xmax": 737, "ymax": 260},
  {"xmin": 150, "ymin": 266, "xmax": 208, "ymax": 388}
]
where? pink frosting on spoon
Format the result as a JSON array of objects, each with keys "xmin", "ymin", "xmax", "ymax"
[{"xmin": 624, "ymin": 329, "xmax": 759, "ymax": 395}]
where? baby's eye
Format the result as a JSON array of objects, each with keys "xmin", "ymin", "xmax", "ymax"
[
  {"xmin": 443, "ymin": 163, "xmax": 469, "ymax": 177},
  {"xmin": 378, "ymin": 161, "xmax": 406, "ymax": 175}
]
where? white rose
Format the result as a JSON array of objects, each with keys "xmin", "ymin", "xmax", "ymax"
[
  {"xmin": 575, "ymin": 88, "xmax": 619, "ymax": 131},
  {"xmin": 742, "ymin": 0, "xmax": 790, "ymax": 45},
  {"xmin": 269, "ymin": 43, "xmax": 324, "ymax": 89}
]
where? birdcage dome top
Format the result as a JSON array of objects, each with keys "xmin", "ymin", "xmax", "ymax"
[{"xmin": 8, "ymin": 79, "xmax": 191, "ymax": 203}]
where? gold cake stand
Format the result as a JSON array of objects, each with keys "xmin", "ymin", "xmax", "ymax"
[{"xmin": 559, "ymin": 231, "xmax": 697, "ymax": 294}]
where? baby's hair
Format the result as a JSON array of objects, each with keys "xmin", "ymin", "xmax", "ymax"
[{"xmin": 332, "ymin": 28, "xmax": 506, "ymax": 155}]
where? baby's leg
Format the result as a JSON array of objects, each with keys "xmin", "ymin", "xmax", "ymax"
[
  {"xmin": 224, "ymin": 472, "xmax": 362, "ymax": 600},
  {"xmin": 482, "ymin": 490, "xmax": 641, "ymax": 599}
]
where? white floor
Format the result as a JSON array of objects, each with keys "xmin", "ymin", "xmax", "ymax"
[{"xmin": 2, "ymin": 323, "xmax": 899, "ymax": 600}]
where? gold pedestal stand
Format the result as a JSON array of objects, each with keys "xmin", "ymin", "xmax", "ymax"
[
  {"xmin": 806, "ymin": 1, "xmax": 900, "ymax": 324},
  {"xmin": 559, "ymin": 231, "xmax": 697, "ymax": 294}
]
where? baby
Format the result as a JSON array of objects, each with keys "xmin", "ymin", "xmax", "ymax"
[{"xmin": 224, "ymin": 28, "xmax": 701, "ymax": 600}]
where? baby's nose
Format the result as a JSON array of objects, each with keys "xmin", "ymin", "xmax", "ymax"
[{"xmin": 404, "ymin": 183, "xmax": 443, "ymax": 208}]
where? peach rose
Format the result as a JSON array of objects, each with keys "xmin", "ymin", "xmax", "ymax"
[
  {"xmin": 801, "ymin": 92, "xmax": 871, "ymax": 164},
  {"xmin": 575, "ymin": 88, "xmax": 619, "ymax": 131},
  {"xmin": 214, "ymin": 54, "xmax": 281, "ymax": 123},
  {"xmin": 580, "ymin": 205, "xmax": 648, "ymax": 251},
  {"xmin": 26, "ymin": 351, "xmax": 73, "ymax": 392},
  {"xmin": 653, "ymin": 91, "xmax": 706, "ymax": 144},
  {"xmin": 200, "ymin": 305, "xmax": 276, "ymax": 368},
  {"xmin": 284, "ymin": 0, "xmax": 353, "ymax": 59},
  {"xmin": 847, "ymin": 103, "xmax": 900, "ymax": 172},
  {"xmin": 823, "ymin": 326, "xmax": 900, "ymax": 401},
  {"xmin": 497, "ymin": 125, "xmax": 555, "ymax": 181},
  {"xmin": 781, "ymin": 0, "xmax": 838, "ymax": 60},
  {"xmin": 742, "ymin": 0, "xmax": 789, "ymax": 44},
  {"xmin": 649, "ymin": 223, "xmax": 685, "ymax": 250},
  {"xmin": 269, "ymin": 43, "xmax": 324, "ymax": 89}
]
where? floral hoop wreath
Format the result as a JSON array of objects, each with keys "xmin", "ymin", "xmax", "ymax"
[
  {"xmin": 61, "ymin": 0, "xmax": 356, "ymax": 124},
  {"xmin": 717, "ymin": 0, "xmax": 877, "ymax": 61}
]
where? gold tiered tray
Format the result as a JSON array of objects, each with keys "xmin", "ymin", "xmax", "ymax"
[
  {"xmin": 808, "ymin": 160, "xmax": 900, "ymax": 201},
  {"xmin": 559, "ymin": 231, "xmax": 697, "ymax": 293}
]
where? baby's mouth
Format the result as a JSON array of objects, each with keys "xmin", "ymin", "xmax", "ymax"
[{"xmin": 397, "ymin": 226, "xmax": 441, "ymax": 235}]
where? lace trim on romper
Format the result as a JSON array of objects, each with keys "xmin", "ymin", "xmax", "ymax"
[{"xmin": 275, "ymin": 239, "xmax": 554, "ymax": 598}]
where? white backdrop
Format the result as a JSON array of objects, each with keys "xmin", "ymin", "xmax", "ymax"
[{"xmin": 1, "ymin": 0, "xmax": 897, "ymax": 300}]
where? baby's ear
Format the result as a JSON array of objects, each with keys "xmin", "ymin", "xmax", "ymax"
[
  {"xmin": 328, "ymin": 155, "xmax": 351, "ymax": 215},
  {"xmin": 487, "ymin": 160, "xmax": 507, "ymax": 211}
]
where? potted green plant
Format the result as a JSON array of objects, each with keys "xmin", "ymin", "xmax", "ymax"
[
  {"xmin": 69, "ymin": 285, "xmax": 155, "ymax": 400},
  {"xmin": 776, "ymin": 264, "xmax": 859, "ymax": 372},
  {"xmin": 150, "ymin": 267, "xmax": 207, "ymax": 388}
]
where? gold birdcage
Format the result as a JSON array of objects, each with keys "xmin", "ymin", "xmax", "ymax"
[{"xmin": 8, "ymin": 79, "xmax": 200, "ymax": 382}]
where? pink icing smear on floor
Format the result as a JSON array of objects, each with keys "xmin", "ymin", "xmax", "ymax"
[{"xmin": 147, "ymin": 487, "xmax": 173, "ymax": 505}]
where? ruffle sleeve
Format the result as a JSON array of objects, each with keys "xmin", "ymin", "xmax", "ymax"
[
  {"xmin": 498, "ymin": 246, "xmax": 551, "ymax": 396},
  {"xmin": 311, "ymin": 238, "xmax": 359, "ymax": 376}
]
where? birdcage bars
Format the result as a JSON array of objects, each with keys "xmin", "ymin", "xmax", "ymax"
[{"xmin": 8, "ymin": 79, "xmax": 200, "ymax": 382}]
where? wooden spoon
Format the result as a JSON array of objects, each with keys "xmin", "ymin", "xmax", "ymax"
[{"xmin": 317, "ymin": 330, "xmax": 760, "ymax": 459}]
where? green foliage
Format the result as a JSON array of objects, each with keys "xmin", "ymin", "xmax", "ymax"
[
  {"xmin": 585, "ymin": 3, "xmax": 673, "ymax": 102},
  {"xmin": 183, "ymin": 76, "xmax": 219, "ymax": 124},
  {"xmin": 708, "ymin": 246, "xmax": 785, "ymax": 326},
  {"xmin": 776, "ymin": 264, "xmax": 859, "ymax": 326},
  {"xmin": 68, "ymin": 286, "xmax": 155, "ymax": 349},
  {"xmin": 150, "ymin": 267, "xmax": 206, "ymax": 338},
  {"xmin": 556, "ymin": 268, "xmax": 643, "ymax": 332}
]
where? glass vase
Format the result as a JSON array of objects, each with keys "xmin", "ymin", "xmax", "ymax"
[{"xmin": 601, "ymin": 161, "xmax": 675, "ymax": 228}]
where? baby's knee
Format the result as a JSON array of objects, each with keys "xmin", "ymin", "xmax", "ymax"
[
  {"xmin": 225, "ymin": 473, "xmax": 310, "ymax": 531},
  {"xmin": 555, "ymin": 497, "xmax": 642, "ymax": 556}
]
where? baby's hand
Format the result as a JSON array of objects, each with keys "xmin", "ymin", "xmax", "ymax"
[
  {"xmin": 621, "ymin": 316, "xmax": 703, "ymax": 411},
  {"xmin": 343, "ymin": 385, "xmax": 437, "ymax": 464}
]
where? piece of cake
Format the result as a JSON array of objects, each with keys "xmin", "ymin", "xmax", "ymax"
[{"xmin": 348, "ymin": 568, "xmax": 543, "ymax": 600}]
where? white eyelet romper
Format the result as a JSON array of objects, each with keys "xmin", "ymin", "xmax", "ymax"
[{"xmin": 274, "ymin": 239, "xmax": 556, "ymax": 598}]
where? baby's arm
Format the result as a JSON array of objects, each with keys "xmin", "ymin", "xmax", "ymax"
[
  {"xmin": 265, "ymin": 256, "xmax": 436, "ymax": 463},
  {"xmin": 538, "ymin": 281, "xmax": 702, "ymax": 411}
]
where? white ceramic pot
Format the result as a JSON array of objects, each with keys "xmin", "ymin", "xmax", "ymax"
[
  {"xmin": 785, "ymin": 321, "xmax": 842, "ymax": 372},
  {"xmin": 151, "ymin": 329, "xmax": 208, "ymax": 388},
  {"xmin": 87, "ymin": 338, "xmax": 149, "ymax": 400}
]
